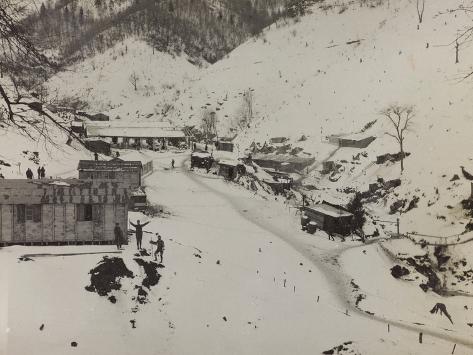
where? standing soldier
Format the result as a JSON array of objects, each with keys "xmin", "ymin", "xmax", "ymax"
[
  {"xmin": 114, "ymin": 223, "xmax": 123, "ymax": 250},
  {"xmin": 171, "ymin": 159, "xmax": 175, "ymax": 169},
  {"xmin": 130, "ymin": 219, "xmax": 150, "ymax": 250},
  {"xmin": 153, "ymin": 233, "xmax": 165, "ymax": 263},
  {"xmin": 26, "ymin": 168, "xmax": 33, "ymax": 179},
  {"xmin": 37, "ymin": 166, "xmax": 41, "ymax": 179},
  {"xmin": 40, "ymin": 166, "xmax": 46, "ymax": 179}
]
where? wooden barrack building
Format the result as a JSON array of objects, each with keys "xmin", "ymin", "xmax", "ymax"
[{"xmin": 0, "ymin": 179, "xmax": 129, "ymax": 245}]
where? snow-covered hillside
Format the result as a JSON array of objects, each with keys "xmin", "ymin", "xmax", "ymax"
[
  {"xmin": 45, "ymin": 0, "xmax": 473, "ymax": 235},
  {"xmin": 0, "ymin": 107, "xmax": 93, "ymax": 179},
  {"xmin": 47, "ymin": 38, "xmax": 200, "ymax": 120},
  {"xmin": 168, "ymin": 0, "xmax": 473, "ymax": 237}
]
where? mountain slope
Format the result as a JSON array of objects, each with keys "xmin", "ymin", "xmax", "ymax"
[
  {"xmin": 45, "ymin": 0, "xmax": 473, "ymax": 236},
  {"xmin": 169, "ymin": 0, "xmax": 473, "ymax": 236}
]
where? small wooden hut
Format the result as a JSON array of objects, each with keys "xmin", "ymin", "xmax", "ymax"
[
  {"xmin": 301, "ymin": 202, "xmax": 354, "ymax": 236},
  {"xmin": 191, "ymin": 152, "xmax": 214, "ymax": 170},
  {"xmin": 217, "ymin": 160, "xmax": 245, "ymax": 180}
]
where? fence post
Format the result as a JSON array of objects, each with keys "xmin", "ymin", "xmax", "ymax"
[{"xmin": 418, "ymin": 332, "xmax": 423, "ymax": 344}]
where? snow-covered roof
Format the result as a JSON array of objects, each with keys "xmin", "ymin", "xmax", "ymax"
[
  {"xmin": 78, "ymin": 159, "xmax": 142, "ymax": 171},
  {"xmin": 306, "ymin": 203, "xmax": 353, "ymax": 218},
  {"xmin": 0, "ymin": 179, "xmax": 130, "ymax": 204},
  {"xmin": 218, "ymin": 159, "xmax": 240, "ymax": 166},
  {"xmin": 192, "ymin": 152, "xmax": 212, "ymax": 158},
  {"xmin": 131, "ymin": 187, "xmax": 146, "ymax": 197},
  {"xmin": 252, "ymin": 153, "xmax": 314, "ymax": 164},
  {"xmin": 119, "ymin": 151, "xmax": 153, "ymax": 165},
  {"xmin": 87, "ymin": 126, "xmax": 185, "ymax": 138},
  {"xmin": 329, "ymin": 132, "xmax": 375, "ymax": 141},
  {"xmin": 86, "ymin": 121, "xmax": 173, "ymax": 128}
]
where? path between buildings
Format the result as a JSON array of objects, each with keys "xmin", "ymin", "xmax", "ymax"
[
  {"xmin": 294, "ymin": 146, "xmax": 340, "ymax": 184},
  {"xmin": 177, "ymin": 157, "xmax": 473, "ymax": 350}
]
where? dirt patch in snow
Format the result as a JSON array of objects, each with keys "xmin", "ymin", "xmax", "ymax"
[
  {"xmin": 134, "ymin": 258, "xmax": 161, "ymax": 289},
  {"xmin": 323, "ymin": 341, "xmax": 360, "ymax": 354},
  {"xmin": 133, "ymin": 258, "xmax": 161, "ymax": 304},
  {"xmin": 134, "ymin": 249, "xmax": 150, "ymax": 257},
  {"xmin": 85, "ymin": 257, "xmax": 134, "ymax": 300}
]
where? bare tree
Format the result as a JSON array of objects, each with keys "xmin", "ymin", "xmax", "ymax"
[
  {"xmin": 0, "ymin": 0, "xmax": 84, "ymax": 147},
  {"xmin": 416, "ymin": 0, "xmax": 425, "ymax": 24},
  {"xmin": 380, "ymin": 104, "xmax": 415, "ymax": 173},
  {"xmin": 235, "ymin": 88, "xmax": 255, "ymax": 130},
  {"xmin": 200, "ymin": 109, "xmax": 217, "ymax": 142},
  {"xmin": 243, "ymin": 88, "xmax": 254, "ymax": 120},
  {"xmin": 129, "ymin": 72, "xmax": 139, "ymax": 91}
]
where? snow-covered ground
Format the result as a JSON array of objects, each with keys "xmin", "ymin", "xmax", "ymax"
[
  {"xmin": 2, "ymin": 151, "xmax": 473, "ymax": 355},
  {"xmin": 4, "ymin": 0, "xmax": 473, "ymax": 353},
  {"xmin": 44, "ymin": 0, "xmax": 473, "ymax": 240},
  {"xmin": 0, "ymin": 120, "xmax": 92, "ymax": 179}
]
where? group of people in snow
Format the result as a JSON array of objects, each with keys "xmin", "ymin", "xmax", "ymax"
[
  {"xmin": 113, "ymin": 219, "xmax": 165, "ymax": 263},
  {"xmin": 25, "ymin": 166, "xmax": 46, "ymax": 179}
]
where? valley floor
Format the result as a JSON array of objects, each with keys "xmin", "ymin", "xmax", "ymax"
[{"xmin": 1, "ymin": 151, "xmax": 472, "ymax": 354}]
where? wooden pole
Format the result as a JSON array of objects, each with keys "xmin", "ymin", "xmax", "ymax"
[
  {"xmin": 419, "ymin": 332, "xmax": 423, "ymax": 344},
  {"xmin": 452, "ymin": 344, "xmax": 456, "ymax": 354}
]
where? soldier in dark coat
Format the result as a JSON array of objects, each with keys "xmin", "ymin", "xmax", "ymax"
[
  {"xmin": 114, "ymin": 223, "xmax": 123, "ymax": 250},
  {"xmin": 153, "ymin": 233, "xmax": 165, "ymax": 263},
  {"xmin": 26, "ymin": 168, "xmax": 33, "ymax": 179},
  {"xmin": 40, "ymin": 166, "xmax": 46, "ymax": 179}
]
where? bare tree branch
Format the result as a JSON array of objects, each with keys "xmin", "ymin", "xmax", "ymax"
[{"xmin": 380, "ymin": 104, "xmax": 416, "ymax": 174}]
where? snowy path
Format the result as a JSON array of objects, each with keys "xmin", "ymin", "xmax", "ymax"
[{"xmin": 172, "ymin": 156, "xmax": 473, "ymax": 353}]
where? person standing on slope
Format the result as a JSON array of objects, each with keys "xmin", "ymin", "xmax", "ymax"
[
  {"xmin": 114, "ymin": 223, "xmax": 124, "ymax": 250},
  {"xmin": 130, "ymin": 219, "xmax": 150, "ymax": 250},
  {"xmin": 152, "ymin": 233, "xmax": 165, "ymax": 263}
]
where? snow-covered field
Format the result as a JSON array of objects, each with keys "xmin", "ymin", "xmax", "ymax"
[
  {"xmin": 4, "ymin": 0, "xmax": 473, "ymax": 353},
  {"xmin": 1, "ymin": 152, "xmax": 473, "ymax": 355}
]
